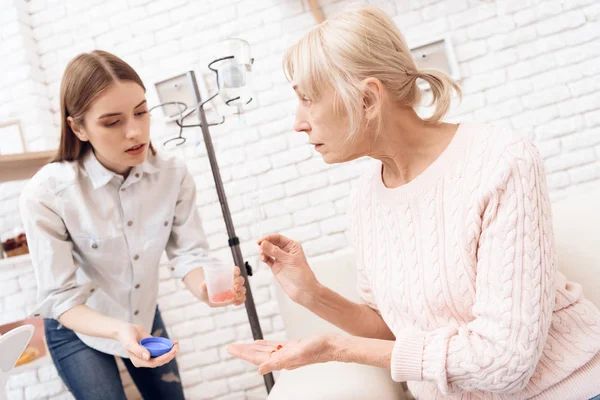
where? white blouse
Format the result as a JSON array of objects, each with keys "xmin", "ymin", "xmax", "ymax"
[{"xmin": 19, "ymin": 149, "xmax": 220, "ymax": 357}]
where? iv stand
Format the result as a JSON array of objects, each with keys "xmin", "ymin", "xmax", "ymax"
[{"xmin": 185, "ymin": 70, "xmax": 275, "ymax": 394}]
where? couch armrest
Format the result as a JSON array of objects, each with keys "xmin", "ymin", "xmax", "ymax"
[{"xmin": 267, "ymin": 362, "xmax": 406, "ymax": 400}]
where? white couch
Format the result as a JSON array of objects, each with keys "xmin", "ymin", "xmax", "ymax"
[
  {"xmin": 551, "ymin": 182, "xmax": 600, "ymax": 308},
  {"xmin": 266, "ymin": 181, "xmax": 600, "ymax": 400}
]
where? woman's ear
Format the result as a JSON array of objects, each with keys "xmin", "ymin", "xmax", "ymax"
[
  {"xmin": 361, "ymin": 77, "xmax": 383, "ymax": 121},
  {"xmin": 67, "ymin": 116, "xmax": 89, "ymax": 142}
]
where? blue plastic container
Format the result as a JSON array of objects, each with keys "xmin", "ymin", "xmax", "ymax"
[{"xmin": 140, "ymin": 337, "xmax": 174, "ymax": 358}]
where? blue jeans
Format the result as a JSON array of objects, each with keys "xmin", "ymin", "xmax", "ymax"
[
  {"xmin": 44, "ymin": 307, "xmax": 184, "ymax": 400},
  {"xmin": 590, "ymin": 395, "xmax": 600, "ymax": 400}
]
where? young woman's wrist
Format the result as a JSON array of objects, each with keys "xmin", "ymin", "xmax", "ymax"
[{"xmin": 111, "ymin": 320, "xmax": 130, "ymax": 341}]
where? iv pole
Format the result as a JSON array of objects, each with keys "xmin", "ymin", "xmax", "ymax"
[{"xmin": 185, "ymin": 70, "xmax": 276, "ymax": 393}]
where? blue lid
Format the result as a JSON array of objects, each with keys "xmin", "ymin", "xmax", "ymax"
[{"xmin": 140, "ymin": 337, "xmax": 174, "ymax": 358}]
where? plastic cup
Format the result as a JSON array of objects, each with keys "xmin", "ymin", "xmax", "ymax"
[
  {"xmin": 140, "ymin": 337, "xmax": 173, "ymax": 358},
  {"xmin": 203, "ymin": 262, "xmax": 235, "ymax": 303}
]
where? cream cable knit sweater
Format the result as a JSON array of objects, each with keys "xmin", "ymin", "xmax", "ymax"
[{"xmin": 350, "ymin": 122, "xmax": 600, "ymax": 400}]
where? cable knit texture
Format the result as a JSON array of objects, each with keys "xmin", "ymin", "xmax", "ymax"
[{"xmin": 349, "ymin": 122, "xmax": 600, "ymax": 400}]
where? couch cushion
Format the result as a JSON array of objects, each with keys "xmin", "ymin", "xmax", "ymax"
[{"xmin": 267, "ymin": 362, "xmax": 406, "ymax": 400}]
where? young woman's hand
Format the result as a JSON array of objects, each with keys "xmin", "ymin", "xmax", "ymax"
[
  {"xmin": 258, "ymin": 234, "xmax": 320, "ymax": 304},
  {"xmin": 200, "ymin": 266, "xmax": 247, "ymax": 307},
  {"xmin": 116, "ymin": 323, "xmax": 179, "ymax": 368}
]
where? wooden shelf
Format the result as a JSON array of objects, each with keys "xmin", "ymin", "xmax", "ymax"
[{"xmin": 0, "ymin": 150, "xmax": 55, "ymax": 183}]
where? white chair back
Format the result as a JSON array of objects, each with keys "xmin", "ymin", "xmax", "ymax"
[
  {"xmin": 274, "ymin": 249, "xmax": 359, "ymax": 339},
  {"xmin": 0, "ymin": 325, "xmax": 35, "ymax": 400},
  {"xmin": 270, "ymin": 250, "xmax": 407, "ymax": 400}
]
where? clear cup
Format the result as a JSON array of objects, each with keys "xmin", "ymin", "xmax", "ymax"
[{"xmin": 203, "ymin": 261, "xmax": 235, "ymax": 303}]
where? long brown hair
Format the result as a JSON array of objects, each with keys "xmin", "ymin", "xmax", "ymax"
[{"xmin": 53, "ymin": 50, "xmax": 155, "ymax": 162}]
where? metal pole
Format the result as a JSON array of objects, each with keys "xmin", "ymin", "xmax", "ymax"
[{"xmin": 186, "ymin": 71, "xmax": 275, "ymax": 393}]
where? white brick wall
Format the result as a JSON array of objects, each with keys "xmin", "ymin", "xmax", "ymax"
[
  {"xmin": 1, "ymin": 0, "xmax": 600, "ymax": 398},
  {"xmin": 0, "ymin": 0, "xmax": 54, "ymax": 237}
]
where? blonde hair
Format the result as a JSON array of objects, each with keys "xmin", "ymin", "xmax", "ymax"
[{"xmin": 283, "ymin": 6, "xmax": 461, "ymax": 137}]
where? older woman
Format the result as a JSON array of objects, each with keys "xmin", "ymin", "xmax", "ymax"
[{"xmin": 228, "ymin": 6, "xmax": 600, "ymax": 400}]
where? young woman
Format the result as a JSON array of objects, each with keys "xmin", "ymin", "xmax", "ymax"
[
  {"xmin": 20, "ymin": 50, "xmax": 247, "ymax": 400},
  {"xmin": 228, "ymin": 7, "xmax": 600, "ymax": 400}
]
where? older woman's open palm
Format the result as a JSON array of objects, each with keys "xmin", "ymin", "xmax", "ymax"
[
  {"xmin": 227, "ymin": 334, "xmax": 336, "ymax": 376},
  {"xmin": 258, "ymin": 234, "xmax": 319, "ymax": 304}
]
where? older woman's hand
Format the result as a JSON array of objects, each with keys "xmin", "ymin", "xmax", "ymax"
[
  {"xmin": 227, "ymin": 334, "xmax": 339, "ymax": 375},
  {"xmin": 258, "ymin": 234, "xmax": 320, "ymax": 305}
]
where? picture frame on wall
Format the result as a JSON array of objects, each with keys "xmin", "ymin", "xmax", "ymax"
[
  {"xmin": 147, "ymin": 66, "xmax": 218, "ymax": 124},
  {"xmin": 409, "ymin": 35, "xmax": 461, "ymax": 92},
  {"xmin": 0, "ymin": 120, "xmax": 26, "ymax": 155}
]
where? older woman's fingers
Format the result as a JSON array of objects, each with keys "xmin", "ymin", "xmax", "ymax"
[
  {"xmin": 260, "ymin": 253, "xmax": 275, "ymax": 267},
  {"xmin": 253, "ymin": 340, "xmax": 287, "ymax": 348},
  {"xmin": 227, "ymin": 343, "xmax": 270, "ymax": 365},
  {"xmin": 259, "ymin": 353, "xmax": 287, "ymax": 375},
  {"xmin": 258, "ymin": 361, "xmax": 278, "ymax": 375}
]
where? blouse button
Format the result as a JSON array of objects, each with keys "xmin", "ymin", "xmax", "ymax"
[
  {"xmin": 91, "ymin": 243, "xmax": 98, "ymax": 249},
  {"xmin": 164, "ymin": 221, "xmax": 168, "ymax": 226},
  {"xmin": 134, "ymin": 255, "xmax": 140, "ymax": 261},
  {"xmin": 135, "ymin": 173, "xmax": 140, "ymax": 178},
  {"xmin": 127, "ymin": 221, "xmax": 133, "ymax": 226}
]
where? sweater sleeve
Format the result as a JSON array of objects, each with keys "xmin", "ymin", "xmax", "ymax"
[{"xmin": 390, "ymin": 140, "xmax": 555, "ymax": 394}]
